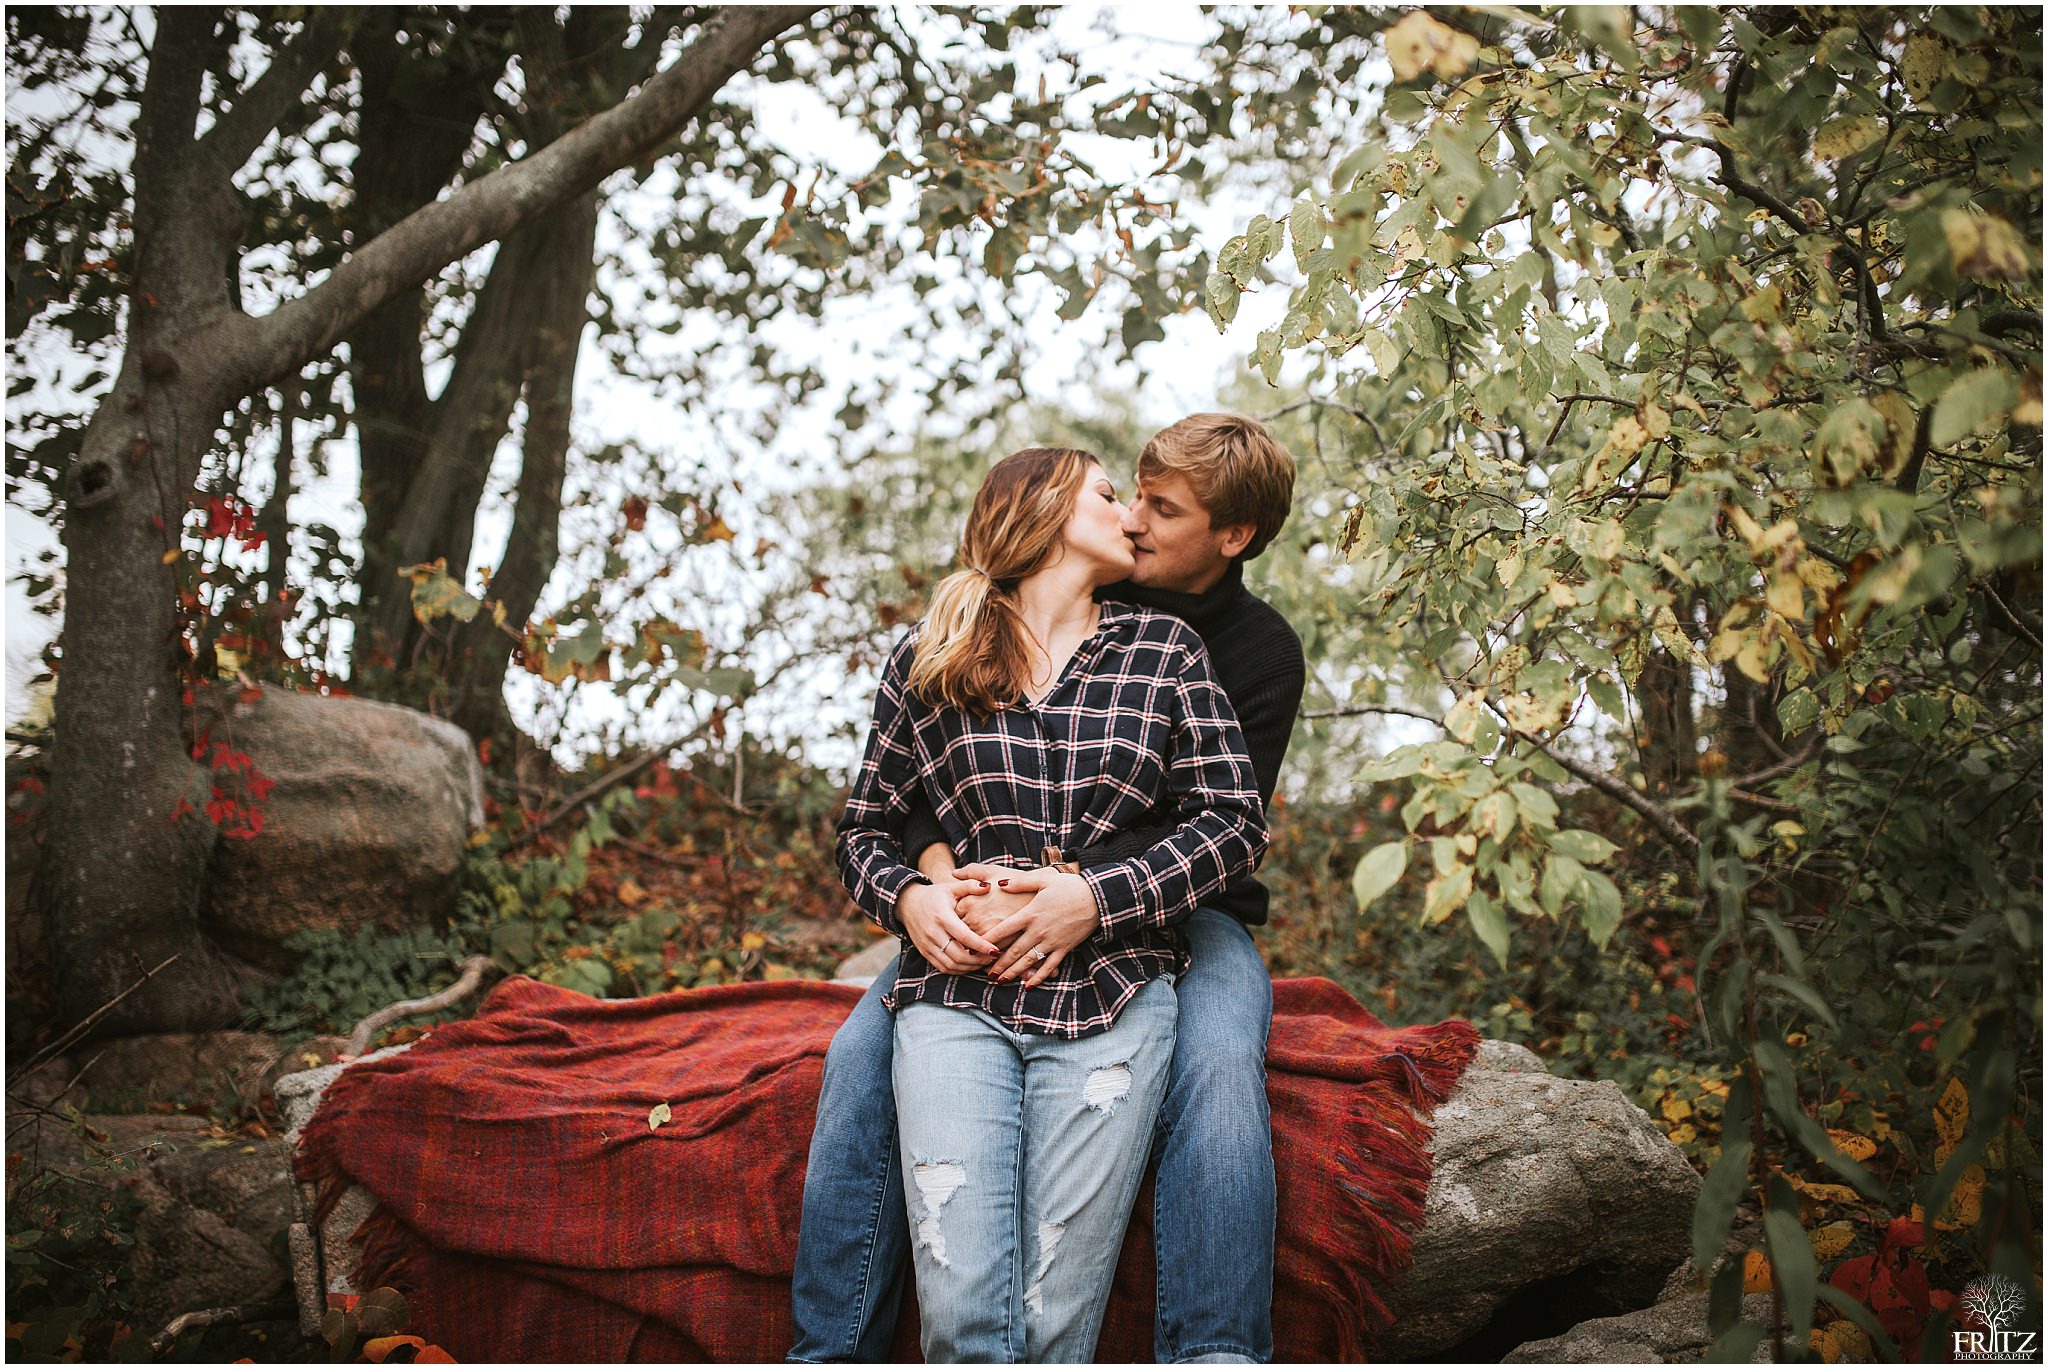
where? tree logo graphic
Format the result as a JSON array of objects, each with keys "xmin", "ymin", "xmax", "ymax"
[
  {"xmin": 1964, "ymin": 1275, "xmax": 2027, "ymax": 1334},
  {"xmin": 1955, "ymin": 1274, "xmax": 2037, "ymax": 1362}
]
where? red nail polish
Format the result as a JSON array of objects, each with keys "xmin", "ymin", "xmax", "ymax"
[{"xmin": 998, "ymin": 879, "xmax": 1010, "ymax": 887}]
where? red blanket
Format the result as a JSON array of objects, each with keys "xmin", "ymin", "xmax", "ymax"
[{"xmin": 297, "ymin": 975, "xmax": 1478, "ymax": 1362}]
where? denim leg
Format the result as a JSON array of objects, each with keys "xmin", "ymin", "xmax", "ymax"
[
  {"xmin": 788, "ymin": 957, "xmax": 911, "ymax": 1363},
  {"xmin": 892, "ymin": 1003, "xmax": 1027, "ymax": 1364},
  {"xmin": 1153, "ymin": 910, "xmax": 1275, "ymax": 1363},
  {"xmin": 1019, "ymin": 977, "xmax": 1178, "ymax": 1364}
]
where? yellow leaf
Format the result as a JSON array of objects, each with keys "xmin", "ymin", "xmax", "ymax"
[
  {"xmin": 1662, "ymin": 1095, "xmax": 1695, "ymax": 1123},
  {"xmin": 1640, "ymin": 401, "xmax": 1671, "ymax": 440},
  {"xmin": 1827, "ymin": 1129, "xmax": 1879, "ymax": 1162},
  {"xmin": 617, "ymin": 879, "xmax": 647, "ymax": 908},
  {"xmin": 1743, "ymin": 1249, "xmax": 1774, "ymax": 1293},
  {"xmin": 647, "ymin": 1102, "xmax": 672, "ymax": 1131},
  {"xmin": 1934, "ymin": 1077, "xmax": 1969, "ymax": 1162},
  {"xmin": 1813, "ymin": 116, "xmax": 1882, "ymax": 161},
  {"xmin": 1422, "ymin": 864, "xmax": 1474, "ymax": 925},
  {"xmin": 1786, "ymin": 1174, "xmax": 1861, "ymax": 1206},
  {"xmin": 1608, "ymin": 414, "xmax": 1650, "ymax": 456},
  {"xmin": 741, "ymin": 931, "xmax": 768, "ymax": 952},
  {"xmin": 1740, "ymin": 285, "xmax": 1784, "ymax": 323},
  {"xmin": 700, "ymin": 515, "xmax": 736, "ymax": 543},
  {"xmin": 1901, "ymin": 32, "xmax": 1947, "ymax": 102},
  {"xmin": 1810, "ymin": 1220, "xmax": 1858, "ymax": 1260},
  {"xmin": 1735, "ymin": 637, "xmax": 1773, "ymax": 684},
  {"xmin": 1384, "ymin": 9, "xmax": 1479, "ymax": 83},
  {"xmin": 162, "ymin": 549, "xmax": 181, "ymax": 564},
  {"xmin": 1668, "ymin": 1122, "xmax": 1698, "ymax": 1146},
  {"xmin": 1767, "ymin": 572, "xmax": 1805, "ymax": 621},
  {"xmin": 1934, "ymin": 1163, "xmax": 1985, "ymax": 1230},
  {"xmin": 1943, "ymin": 210, "xmax": 2034, "ymax": 281}
]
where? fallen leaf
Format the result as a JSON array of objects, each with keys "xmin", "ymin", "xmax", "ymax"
[{"xmin": 648, "ymin": 1102, "xmax": 672, "ymax": 1132}]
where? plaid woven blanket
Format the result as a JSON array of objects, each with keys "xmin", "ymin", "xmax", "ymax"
[{"xmin": 296, "ymin": 975, "xmax": 1479, "ymax": 1362}]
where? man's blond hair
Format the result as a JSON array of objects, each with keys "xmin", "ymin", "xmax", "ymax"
[{"xmin": 1137, "ymin": 412, "xmax": 1296, "ymax": 559}]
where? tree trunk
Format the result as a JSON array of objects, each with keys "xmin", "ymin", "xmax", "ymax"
[
  {"xmin": 36, "ymin": 10, "xmax": 263, "ymax": 1033},
  {"xmin": 1634, "ymin": 644, "xmax": 1697, "ymax": 795},
  {"xmin": 36, "ymin": 5, "xmax": 821, "ymax": 1033},
  {"xmin": 444, "ymin": 190, "xmax": 601, "ymax": 740}
]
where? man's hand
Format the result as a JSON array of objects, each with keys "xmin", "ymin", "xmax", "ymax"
[
  {"xmin": 982, "ymin": 867, "xmax": 1101, "ymax": 989},
  {"xmin": 952, "ymin": 862, "xmax": 1033, "ymax": 946},
  {"xmin": 894, "ymin": 876, "xmax": 998, "ymax": 974},
  {"xmin": 917, "ymin": 842, "xmax": 959, "ymax": 882}
]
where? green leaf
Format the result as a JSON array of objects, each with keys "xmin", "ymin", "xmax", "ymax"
[
  {"xmin": 1763, "ymin": 1174, "xmax": 1817, "ymax": 1342},
  {"xmin": 1352, "ymin": 840, "xmax": 1409, "ymax": 911},
  {"xmin": 1289, "ymin": 196, "xmax": 1326, "ymax": 271},
  {"xmin": 1540, "ymin": 852, "xmax": 1585, "ymax": 918},
  {"xmin": 355, "ymin": 1287, "xmax": 410, "ymax": 1338},
  {"xmin": 1578, "ymin": 869, "xmax": 1623, "ymax": 948},
  {"xmin": 1692, "ymin": 1139, "xmax": 1753, "ymax": 1275},
  {"xmin": 1930, "ymin": 367, "xmax": 2018, "ymax": 448},
  {"xmin": 1548, "ymin": 828, "xmax": 1619, "ymax": 864},
  {"xmin": 403, "ymin": 559, "xmax": 482, "ymax": 624},
  {"xmin": 1453, "ymin": 172, "xmax": 1520, "ymax": 244},
  {"xmin": 1758, "ymin": 971, "xmax": 1838, "ymax": 1029},
  {"xmin": 1467, "ymin": 889, "xmax": 1511, "ymax": 968},
  {"xmin": 1776, "ymin": 688, "xmax": 1820, "ymax": 734}
]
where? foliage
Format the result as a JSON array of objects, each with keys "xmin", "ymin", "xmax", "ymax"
[
  {"xmin": 5, "ymin": 1123, "xmax": 145, "ymax": 1363},
  {"xmin": 1197, "ymin": 3, "xmax": 2041, "ymax": 1351}
]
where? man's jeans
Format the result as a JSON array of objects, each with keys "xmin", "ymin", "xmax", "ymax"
[
  {"xmin": 893, "ymin": 979, "xmax": 1176, "ymax": 1362},
  {"xmin": 789, "ymin": 909, "xmax": 1276, "ymax": 1363}
]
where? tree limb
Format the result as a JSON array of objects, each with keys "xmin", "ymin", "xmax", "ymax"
[
  {"xmin": 197, "ymin": 11, "xmax": 350, "ymax": 176},
  {"xmin": 1512, "ymin": 727, "xmax": 1702, "ymax": 857},
  {"xmin": 236, "ymin": 6, "xmax": 824, "ymax": 393},
  {"xmin": 346, "ymin": 955, "xmax": 497, "ymax": 1056},
  {"xmin": 151, "ymin": 1301, "xmax": 298, "ymax": 1355}
]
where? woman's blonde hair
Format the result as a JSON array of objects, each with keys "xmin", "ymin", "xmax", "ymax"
[{"xmin": 908, "ymin": 446, "xmax": 1097, "ymax": 715}]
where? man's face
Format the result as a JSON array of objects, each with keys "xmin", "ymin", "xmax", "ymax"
[{"xmin": 1120, "ymin": 470, "xmax": 1252, "ymax": 594}]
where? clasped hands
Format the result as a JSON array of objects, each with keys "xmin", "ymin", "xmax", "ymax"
[{"xmin": 895, "ymin": 853, "xmax": 1098, "ymax": 989}]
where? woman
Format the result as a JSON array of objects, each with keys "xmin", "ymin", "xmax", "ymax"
[{"xmin": 835, "ymin": 446, "xmax": 1266, "ymax": 1362}]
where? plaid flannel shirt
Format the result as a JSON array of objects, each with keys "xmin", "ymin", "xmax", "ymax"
[{"xmin": 835, "ymin": 602, "xmax": 1267, "ymax": 1038}]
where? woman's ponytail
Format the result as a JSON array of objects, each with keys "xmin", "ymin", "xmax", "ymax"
[{"xmin": 905, "ymin": 447, "xmax": 1094, "ymax": 716}]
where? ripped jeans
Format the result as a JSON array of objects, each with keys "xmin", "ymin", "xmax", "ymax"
[{"xmin": 890, "ymin": 976, "xmax": 1177, "ymax": 1363}]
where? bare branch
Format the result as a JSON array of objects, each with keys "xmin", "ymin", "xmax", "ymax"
[
  {"xmin": 346, "ymin": 955, "xmax": 497, "ymax": 1056},
  {"xmin": 197, "ymin": 12, "xmax": 350, "ymax": 176},
  {"xmin": 236, "ymin": 6, "xmax": 824, "ymax": 394},
  {"xmin": 1511, "ymin": 726, "xmax": 1702, "ymax": 857}
]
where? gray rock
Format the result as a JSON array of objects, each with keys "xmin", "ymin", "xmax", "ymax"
[
  {"xmin": 128, "ymin": 1170, "xmax": 288, "ymax": 1331},
  {"xmin": 1503, "ymin": 1288, "xmax": 1779, "ymax": 1362},
  {"xmin": 832, "ymin": 937, "xmax": 900, "ymax": 986},
  {"xmin": 71, "ymin": 1031, "xmax": 286, "ymax": 1111},
  {"xmin": 200, "ymin": 687, "xmax": 482, "ymax": 968},
  {"xmin": 149, "ymin": 1136, "xmax": 294, "ymax": 1240},
  {"xmin": 1376, "ymin": 1046, "xmax": 1701, "ymax": 1359}
]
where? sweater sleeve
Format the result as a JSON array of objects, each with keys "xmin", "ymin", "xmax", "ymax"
[
  {"xmin": 1079, "ymin": 635, "xmax": 1268, "ymax": 937},
  {"xmin": 833, "ymin": 632, "xmax": 928, "ymax": 935},
  {"xmin": 900, "ymin": 792, "xmax": 951, "ymax": 871},
  {"xmin": 1073, "ymin": 627, "xmax": 1304, "ymax": 871}
]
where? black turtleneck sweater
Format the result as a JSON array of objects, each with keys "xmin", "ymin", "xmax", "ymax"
[{"xmin": 899, "ymin": 561, "xmax": 1304, "ymax": 926}]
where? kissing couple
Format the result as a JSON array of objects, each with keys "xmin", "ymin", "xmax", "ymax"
[{"xmin": 795, "ymin": 413, "xmax": 1306, "ymax": 1363}]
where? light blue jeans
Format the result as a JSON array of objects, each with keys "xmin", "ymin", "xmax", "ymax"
[
  {"xmin": 788, "ymin": 909, "xmax": 1275, "ymax": 1363},
  {"xmin": 892, "ymin": 977, "xmax": 1177, "ymax": 1363}
]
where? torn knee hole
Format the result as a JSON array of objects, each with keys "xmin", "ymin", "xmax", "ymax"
[
  {"xmin": 1082, "ymin": 1063, "xmax": 1133, "ymax": 1113},
  {"xmin": 911, "ymin": 1159, "xmax": 967, "ymax": 1268},
  {"xmin": 1024, "ymin": 1218, "xmax": 1066, "ymax": 1315}
]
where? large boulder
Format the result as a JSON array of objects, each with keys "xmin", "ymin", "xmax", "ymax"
[
  {"xmin": 1377, "ymin": 1038, "xmax": 1702, "ymax": 1358},
  {"xmin": 200, "ymin": 687, "xmax": 482, "ymax": 968}
]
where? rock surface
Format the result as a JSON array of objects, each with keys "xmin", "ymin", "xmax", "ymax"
[
  {"xmin": 200, "ymin": 686, "xmax": 483, "ymax": 967},
  {"xmin": 1503, "ymin": 1286, "xmax": 1777, "ymax": 1362},
  {"xmin": 1376, "ymin": 1037, "xmax": 1701, "ymax": 1359}
]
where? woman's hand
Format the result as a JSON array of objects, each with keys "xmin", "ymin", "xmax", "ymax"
[
  {"xmin": 896, "ymin": 876, "xmax": 1001, "ymax": 974},
  {"xmin": 951, "ymin": 862, "xmax": 1032, "ymax": 947},
  {"xmin": 982, "ymin": 868, "xmax": 1101, "ymax": 988}
]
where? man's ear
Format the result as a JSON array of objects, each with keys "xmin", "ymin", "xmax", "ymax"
[{"xmin": 1217, "ymin": 522, "xmax": 1257, "ymax": 559}]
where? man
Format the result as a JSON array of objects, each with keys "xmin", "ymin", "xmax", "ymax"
[{"xmin": 790, "ymin": 413, "xmax": 1305, "ymax": 1364}]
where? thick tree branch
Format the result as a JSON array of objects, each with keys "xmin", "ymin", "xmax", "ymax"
[
  {"xmin": 197, "ymin": 11, "xmax": 349, "ymax": 176},
  {"xmin": 235, "ymin": 6, "xmax": 823, "ymax": 393}
]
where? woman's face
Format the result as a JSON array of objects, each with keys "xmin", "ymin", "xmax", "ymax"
[{"xmin": 1058, "ymin": 462, "xmax": 1137, "ymax": 582}]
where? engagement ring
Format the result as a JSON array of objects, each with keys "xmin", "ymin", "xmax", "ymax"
[{"xmin": 1031, "ymin": 948, "xmax": 1048, "ymax": 961}]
